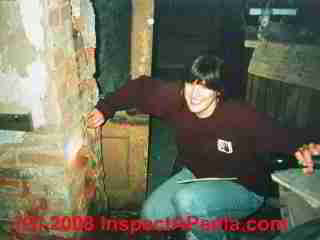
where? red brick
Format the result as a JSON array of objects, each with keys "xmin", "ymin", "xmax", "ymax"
[
  {"xmin": 0, "ymin": 178, "xmax": 22, "ymax": 189},
  {"xmin": 85, "ymin": 48, "xmax": 96, "ymax": 58},
  {"xmin": 18, "ymin": 152, "xmax": 64, "ymax": 167}
]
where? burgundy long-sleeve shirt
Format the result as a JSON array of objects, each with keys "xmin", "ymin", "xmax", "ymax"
[{"xmin": 96, "ymin": 76, "xmax": 319, "ymax": 196}]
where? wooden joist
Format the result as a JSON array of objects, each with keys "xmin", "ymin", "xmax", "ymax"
[{"xmin": 0, "ymin": 113, "xmax": 33, "ymax": 131}]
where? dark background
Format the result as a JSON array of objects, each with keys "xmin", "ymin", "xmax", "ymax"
[{"xmin": 92, "ymin": 0, "xmax": 320, "ymax": 194}]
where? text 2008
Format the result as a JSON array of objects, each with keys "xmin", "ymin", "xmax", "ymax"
[
  {"xmin": 16, "ymin": 216, "xmax": 97, "ymax": 232},
  {"xmin": 50, "ymin": 216, "xmax": 96, "ymax": 232}
]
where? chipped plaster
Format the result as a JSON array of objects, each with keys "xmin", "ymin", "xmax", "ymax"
[
  {"xmin": 0, "ymin": 57, "xmax": 48, "ymax": 129},
  {"xmin": 18, "ymin": 0, "xmax": 45, "ymax": 51},
  {"xmin": 0, "ymin": 2, "xmax": 37, "ymax": 77},
  {"xmin": 0, "ymin": 1, "xmax": 49, "ymax": 132}
]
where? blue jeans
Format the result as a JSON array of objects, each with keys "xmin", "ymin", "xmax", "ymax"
[{"xmin": 140, "ymin": 168, "xmax": 264, "ymax": 240}]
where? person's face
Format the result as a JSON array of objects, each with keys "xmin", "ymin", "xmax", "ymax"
[{"xmin": 184, "ymin": 80, "xmax": 219, "ymax": 117}]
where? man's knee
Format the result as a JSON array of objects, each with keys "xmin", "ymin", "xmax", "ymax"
[
  {"xmin": 140, "ymin": 198, "xmax": 155, "ymax": 220},
  {"xmin": 140, "ymin": 194, "xmax": 172, "ymax": 221},
  {"xmin": 172, "ymin": 187, "xmax": 196, "ymax": 213}
]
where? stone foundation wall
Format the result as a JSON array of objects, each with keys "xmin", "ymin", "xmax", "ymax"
[{"xmin": 0, "ymin": 0, "xmax": 100, "ymax": 238}]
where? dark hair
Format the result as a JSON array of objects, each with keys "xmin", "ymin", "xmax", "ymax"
[{"xmin": 185, "ymin": 55, "xmax": 225, "ymax": 93}]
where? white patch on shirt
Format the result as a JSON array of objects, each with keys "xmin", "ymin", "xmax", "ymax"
[{"xmin": 217, "ymin": 139, "xmax": 233, "ymax": 154}]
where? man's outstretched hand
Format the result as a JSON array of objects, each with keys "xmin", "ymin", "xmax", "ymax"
[
  {"xmin": 295, "ymin": 143, "xmax": 320, "ymax": 175},
  {"xmin": 87, "ymin": 108, "xmax": 105, "ymax": 128}
]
